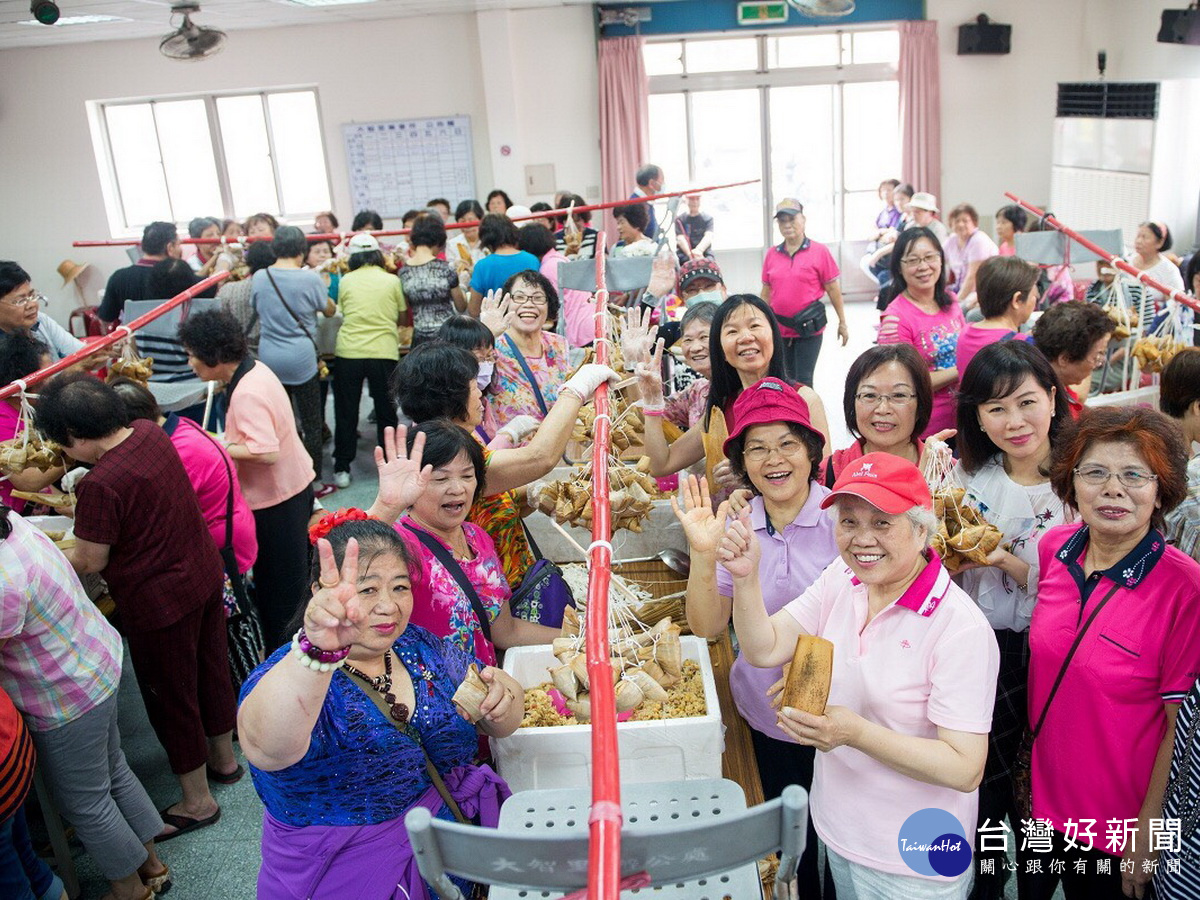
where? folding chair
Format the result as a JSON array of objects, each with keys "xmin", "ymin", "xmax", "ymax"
[{"xmin": 405, "ymin": 778, "xmax": 806, "ymax": 900}]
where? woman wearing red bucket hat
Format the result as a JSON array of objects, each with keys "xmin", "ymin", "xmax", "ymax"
[
  {"xmin": 674, "ymin": 376, "xmax": 838, "ymax": 894},
  {"xmin": 727, "ymin": 451, "xmax": 999, "ymax": 899}
]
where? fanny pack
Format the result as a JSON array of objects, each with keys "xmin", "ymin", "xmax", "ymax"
[{"xmin": 777, "ymin": 301, "xmax": 827, "ymax": 338}]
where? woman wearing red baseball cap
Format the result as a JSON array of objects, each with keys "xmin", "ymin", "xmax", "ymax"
[
  {"xmin": 726, "ymin": 451, "xmax": 999, "ymax": 899},
  {"xmin": 673, "ymin": 377, "xmax": 839, "ymax": 894}
]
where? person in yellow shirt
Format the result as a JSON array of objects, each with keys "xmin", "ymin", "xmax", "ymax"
[{"xmin": 332, "ymin": 232, "xmax": 408, "ymax": 488}]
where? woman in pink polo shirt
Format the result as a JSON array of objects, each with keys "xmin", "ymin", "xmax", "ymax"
[
  {"xmin": 953, "ymin": 256, "xmax": 1038, "ymax": 378},
  {"xmin": 674, "ymin": 377, "xmax": 838, "ymax": 895},
  {"xmin": 950, "ymin": 340, "xmax": 1073, "ymax": 898},
  {"xmin": 726, "ymin": 452, "xmax": 999, "ymax": 899},
  {"xmin": 1026, "ymin": 406, "xmax": 1200, "ymax": 899}
]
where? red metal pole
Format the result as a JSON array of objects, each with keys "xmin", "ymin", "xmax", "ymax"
[
  {"xmin": 585, "ymin": 230, "xmax": 621, "ymax": 900},
  {"xmin": 0, "ymin": 270, "xmax": 232, "ymax": 401},
  {"xmin": 1003, "ymin": 193, "xmax": 1200, "ymax": 315},
  {"xmin": 71, "ymin": 179, "xmax": 761, "ymax": 248}
]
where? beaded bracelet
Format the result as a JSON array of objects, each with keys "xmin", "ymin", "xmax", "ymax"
[{"xmin": 291, "ymin": 629, "xmax": 351, "ymax": 672}]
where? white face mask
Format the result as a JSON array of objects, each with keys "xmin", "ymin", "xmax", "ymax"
[
  {"xmin": 685, "ymin": 289, "xmax": 723, "ymax": 308},
  {"xmin": 476, "ymin": 362, "xmax": 495, "ymax": 390}
]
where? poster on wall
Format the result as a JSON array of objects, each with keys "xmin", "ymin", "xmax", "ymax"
[{"xmin": 342, "ymin": 116, "xmax": 475, "ymax": 219}]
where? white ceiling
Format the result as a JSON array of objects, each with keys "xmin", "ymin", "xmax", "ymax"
[{"xmin": 0, "ymin": 0, "xmax": 595, "ymax": 49}]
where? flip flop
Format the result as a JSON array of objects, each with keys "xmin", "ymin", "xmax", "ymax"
[
  {"xmin": 206, "ymin": 763, "xmax": 245, "ymax": 785},
  {"xmin": 156, "ymin": 807, "xmax": 220, "ymax": 842}
]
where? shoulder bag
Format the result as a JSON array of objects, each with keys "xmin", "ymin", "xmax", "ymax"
[
  {"xmin": 263, "ymin": 268, "xmax": 329, "ymax": 379},
  {"xmin": 1012, "ymin": 581, "xmax": 1121, "ymax": 820},
  {"xmin": 510, "ymin": 524, "xmax": 575, "ymax": 628}
]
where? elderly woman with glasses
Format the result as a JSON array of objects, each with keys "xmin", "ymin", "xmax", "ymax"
[
  {"xmin": 0, "ymin": 260, "xmax": 83, "ymax": 360},
  {"xmin": 1025, "ymin": 406, "xmax": 1200, "ymax": 900},
  {"xmin": 726, "ymin": 451, "xmax": 998, "ymax": 899},
  {"xmin": 489, "ymin": 270, "xmax": 572, "ymax": 427},
  {"xmin": 878, "ymin": 227, "xmax": 967, "ymax": 439}
]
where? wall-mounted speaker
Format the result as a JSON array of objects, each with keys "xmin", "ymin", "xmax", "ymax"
[
  {"xmin": 958, "ymin": 14, "xmax": 1012, "ymax": 55},
  {"xmin": 1158, "ymin": 8, "xmax": 1200, "ymax": 46}
]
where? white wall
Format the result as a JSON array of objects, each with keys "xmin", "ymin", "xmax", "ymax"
[{"xmin": 0, "ymin": 5, "xmax": 600, "ymax": 321}]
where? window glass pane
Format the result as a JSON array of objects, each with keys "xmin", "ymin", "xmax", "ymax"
[
  {"xmin": 151, "ymin": 100, "xmax": 222, "ymax": 221},
  {"xmin": 766, "ymin": 33, "xmax": 841, "ymax": 68},
  {"xmin": 843, "ymin": 190, "xmax": 889, "ymax": 241},
  {"xmin": 647, "ymin": 93, "xmax": 690, "ymax": 192},
  {"xmin": 842, "ymin": 81, "xmax": 900, "ymax": 193},
  {"xmin": 689, "ymin": 89, "xmax": 762, "ymax": 250},
  {"xmin": 643, "ymin": 41, "xmax": 683, "ymax": 76},
  {"xmin": 267, "ymin": 91, "xmax": 330, "ymax": 216},
  {"xmin": 851, "ymin": 30, "xmax": 900, "ymax": 65},
  {"xmin": 685, "ymin": 38, "xmax": 757, "ymax": 74},
  {"xmin": 217, "ymin": 95, "xmax": 278, "ymax": 217},
  {"xmin": 769, "ymin": 85, "xmax": 836, "ymax": 240},
  {"xmin": 104, "ymin": 104, "xmax": 170, "ymax": 228}
]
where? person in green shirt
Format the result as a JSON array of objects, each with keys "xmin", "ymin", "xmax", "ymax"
[{"xmin": 332, "ymin": 233, "xmax": 408, "ymax": 488}]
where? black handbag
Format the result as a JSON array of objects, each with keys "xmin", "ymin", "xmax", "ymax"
[{"xmin": 777, "ymin": 301, "xmax": 828, "ymax": 339}]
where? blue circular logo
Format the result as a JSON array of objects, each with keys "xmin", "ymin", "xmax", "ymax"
[{"xmin": 897, "ymin": 808, "xmax": 972, "ymax": 877}]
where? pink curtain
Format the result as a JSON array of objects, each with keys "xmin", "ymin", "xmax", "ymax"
[
  {"xmin": 899, "ymin": 21, "xmax": 941, "ymax": 203},
  {"xmin": 598, "ymin": 36, "xmax": 649, "ymax": 242}
]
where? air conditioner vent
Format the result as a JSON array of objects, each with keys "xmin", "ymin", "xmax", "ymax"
[{"xmin": 1056, "ymin": 82, "xmax": 1159, "ymax": 119}]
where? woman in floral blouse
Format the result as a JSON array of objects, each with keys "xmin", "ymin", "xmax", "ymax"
[{"xmin": 490, "ymin": 270, "xmax": 572, "ymax": 426}]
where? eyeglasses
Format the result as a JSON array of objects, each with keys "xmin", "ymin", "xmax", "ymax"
[
  {"xmin": 1073, "ymin": 465, "xmax": 1158, "ymax": 489},
  {"xmin": 743, "ymin": 437, "xmax": 807, "ymax": 463},
  {"xmin": 900, "ymin": 254, "xmax": 941, "ymax": 269},
  {"xmin": 855, "ymin": 390, "xmax": 917, "ymax": 407},
  {"xmin": 1, "ymin": 290, "xmax": 45, "ymax": 309},
  {"xmin": 473, "ymin": 349, "xmax": 498, "ymax": 364},
  {"xmin": 511, "ymin": 291, "xmax": 548, "ymax": 308}
]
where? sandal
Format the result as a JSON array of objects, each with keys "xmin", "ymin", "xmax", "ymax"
[
  {"xmin": 206, "ymin": 763, "xmax": 245, "ymax": 785},
  {"xmin": 156, "ymin": 806, "xmax": 221, "ymax": 842},
  {"xmin": 142, "ymin": 863, "xmax": 172, "ymax": 895}
]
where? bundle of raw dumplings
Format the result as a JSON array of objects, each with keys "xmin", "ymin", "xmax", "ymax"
[{"xmin": 534, "ymin": 456, "xmax": 660, "ymax": 533}]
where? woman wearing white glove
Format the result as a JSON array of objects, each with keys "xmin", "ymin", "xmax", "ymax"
[{"xmin": 390, "ymin": 342, "xmax": 618, "ymax": 589}]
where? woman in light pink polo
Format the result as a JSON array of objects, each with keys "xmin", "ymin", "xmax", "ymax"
[
  {"xmin": 1026, "ymin": 406, "xmax": 1200, "ymax": 900},
  {"xmin": 727, "ymin": 452, "xmax": 999, "ymax": 899},
  {"xmin": 674, "ymin": 377, "xmax": 838, "ymax": 895}
]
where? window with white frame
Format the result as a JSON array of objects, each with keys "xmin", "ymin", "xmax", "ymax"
[
  {"xmin": 90, "ymin": 89, "xmax": 332, "ymax": 235},
  {"xmin": 645, "ymin": 28, "xmax": 901, "ymax": 251}
]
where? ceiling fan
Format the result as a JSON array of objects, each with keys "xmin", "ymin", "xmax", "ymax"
[{"xmin": 159, "ymin": 2, "xmax": 226, "ymax": 60}]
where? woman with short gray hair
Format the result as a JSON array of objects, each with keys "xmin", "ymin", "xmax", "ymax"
[{"xmin": 727, "ymin": 451, "xmax": 999, "ymax": 899}]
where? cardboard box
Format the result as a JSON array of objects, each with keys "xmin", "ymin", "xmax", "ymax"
[{"xmin": 492, "ymin": 636, "xmax": 724, "ymax": 793}]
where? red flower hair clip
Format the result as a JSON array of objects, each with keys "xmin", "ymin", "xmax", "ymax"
[{"xmin": 308, "ymin": 507, "xmax": 375, "ymax": 544}]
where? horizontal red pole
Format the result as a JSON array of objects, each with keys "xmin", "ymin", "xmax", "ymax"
[
  {"xmin": 0, "ymin": 270, "xmax": 231, "ymax": 401},
  {"xmin": 71, "ymin": 179, "xmax": 761, "ymax": 248},
  {"xmin": 1004, "ymin": 193, "xmax": 1199, "ymax": 316}
]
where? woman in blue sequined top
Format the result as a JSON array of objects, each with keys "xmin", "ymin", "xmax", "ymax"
[{"xmin": 237, "ymin": 498, "xmax": 523, "ymax": 900}]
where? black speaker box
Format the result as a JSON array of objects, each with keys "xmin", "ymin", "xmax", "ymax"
[
  {"xmin": 1159, "ymin": 9, "xmax": 1200, "ymax": 45},
  {"xmin": 957, "ymin": 21, "xmax": 1012, "ymax": 55}
]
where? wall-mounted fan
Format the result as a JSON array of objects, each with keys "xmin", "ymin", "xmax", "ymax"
[
  {"xmin": 787, "ymin": 0, "xmax": 856, "ymax": 17},
  {"xmin": 160, "ymin": 2, "xmax": 226, "ymax": 60}
]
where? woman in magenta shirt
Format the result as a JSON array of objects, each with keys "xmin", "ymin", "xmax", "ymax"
[
  {"xmin": 111, "ymin": 378, "xmax": 257, "ymax": 576},
  {"xmin": 878, "ymin": 228, "xmax": 966, "ymax": 438},
  {"xmin": 954, "ymin": 256, "xmax": 1038, "ymax": 377},
  {"xmin": 1027, "ymin": 406, "xmax": 1200, "ymax": 899}
]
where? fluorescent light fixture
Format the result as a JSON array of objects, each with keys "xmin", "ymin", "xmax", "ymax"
[
  {"xmin": 285, "ymin": 0, "xmax": 378, "ymax": 7},
  {"xmin": 19, "ymin": 14, "xmax": 130, "ymax": 25}
]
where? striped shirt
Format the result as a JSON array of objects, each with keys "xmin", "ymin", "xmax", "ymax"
[
  {"xmin": 1155, "ymin": 680, "xmax": 1200, "ymax": 899},
  {"xmin": 0, "ymin": 513, "xmax": 122, "ymax": 730},
  {"xmin": 1165, "ymin": 456, "xmax": 1200, "ymax": 564}
]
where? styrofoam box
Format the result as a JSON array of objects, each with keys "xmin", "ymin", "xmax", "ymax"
[{"xmin": 491, "ymin": 635, "xmax": 724, "ymax": 794}]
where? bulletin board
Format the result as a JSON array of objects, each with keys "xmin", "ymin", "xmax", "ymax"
[{"xmin": 342, "ymin": 116, "xmax": 476, "ymax": 219}]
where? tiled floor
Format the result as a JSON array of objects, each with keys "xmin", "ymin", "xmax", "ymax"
[{"xmin": 38, "ymin": 301, "xmax": 1026, "ymax": 899}]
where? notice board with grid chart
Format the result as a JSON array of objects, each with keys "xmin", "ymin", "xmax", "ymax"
[{"xmin": 342, "ymin": 116, "xmax": 475, "ymax": 219}]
